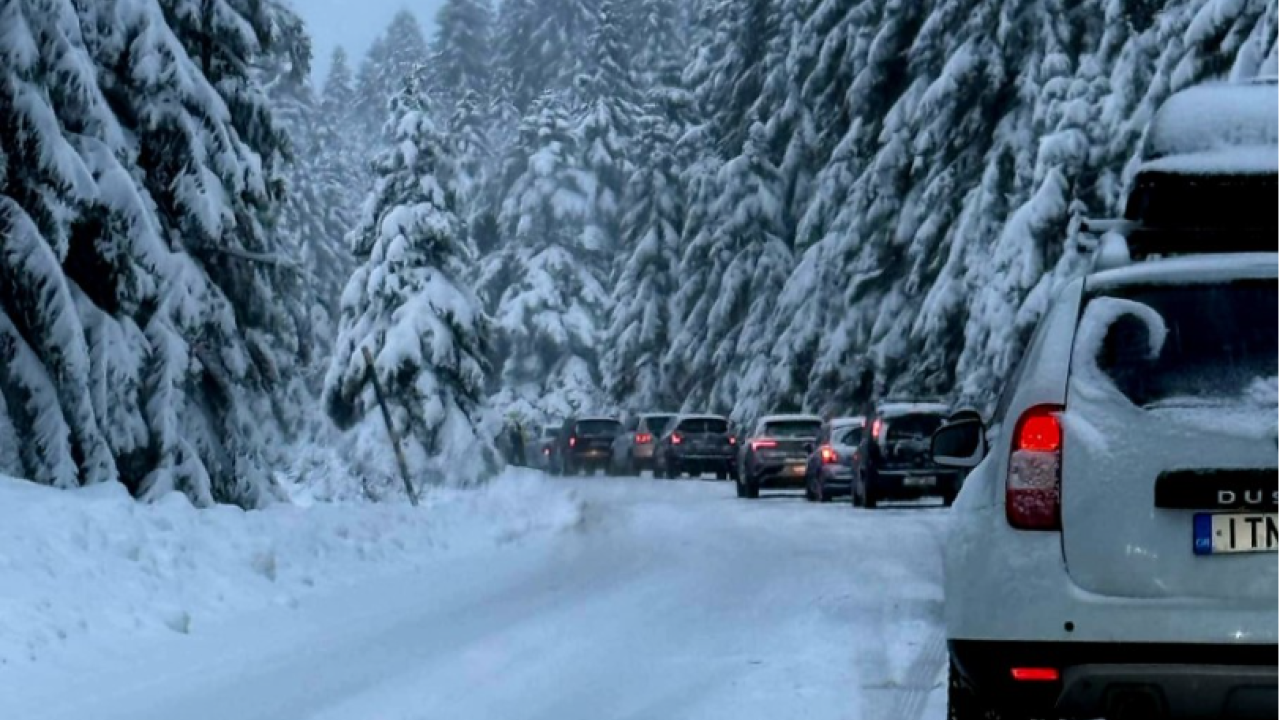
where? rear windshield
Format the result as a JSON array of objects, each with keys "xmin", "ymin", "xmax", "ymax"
[
  {"xmin": 677, "ymin": 418, "xmax": 728, "ymax": 434},
  {"xmin": 835, "ymin": 426, "xmax": 864, "ymax": 446},
  {"xmin": 574, "ymin": 420, "xmax": 621, "ymax": 436},
  {"xmin": 642, "ymin": 416, "xmax": 676, "ymax": 433},
  {"xmin": 764, "ymin": 420, "xmax": 822, "ymax": 438},
  {"xmin": 1084, "ymin": 279, "xmax": 1278, "ymax": 408},
  {"xmin": 542, "ymin": 426, "xmax": 558, "ymax": 438},
  {"xmin": 884, "ymin": 414, "xmax": 945, "ymax": 441}
]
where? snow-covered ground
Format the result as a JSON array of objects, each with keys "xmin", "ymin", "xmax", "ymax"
[{"xmin": 0, "ymin": 474, "xmax": 950, "ymax": 720}]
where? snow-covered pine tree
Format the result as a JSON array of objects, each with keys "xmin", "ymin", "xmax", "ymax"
[
  {"xmin": 325, "ymin": 74, "xmax": 499, "ymax": 489},
  {"xmin": 667, "ymin": 122, "xmax": 789, "ymax": 417},
  {"xmin": 356, "ymin": 10, "xmax": 432, "ymax": 139},
  {"xmin": 430, "ymin": 0, "xmax": 495, "ymax": 107},
  {"xmin": 574, "ymin": 0, "xmax": 638, "ymax": 262},
  {"xmin": 481, "ymin": 91, "xmax": 608, "ymax": 422},
  {"xmin": 1, "ymin": 0, "xmax": 308, "ymax": 505},
  {"xmin": 601, "ymin": 104, "xmax": 684, "ymax": 409}
]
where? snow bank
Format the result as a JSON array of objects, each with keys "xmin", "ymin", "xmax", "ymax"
[{"xmin": 0, "ymin": 469, "xmax": 582, "ymax": 667}]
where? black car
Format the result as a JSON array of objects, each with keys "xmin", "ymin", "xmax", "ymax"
[
  {"xmin": 555, "ymin": 416, "xmax": 623, "ymax": 475},
  {"xmin": 851, "ymin": 403, "xmax": 961, "ymax": 508},
  {"xmin": 652, "ymin": 414, "xmax": 737, "ymax": 480},
  {"xmin": 736, "ymin": 414, "xmax": 824, "ymax": 499}
]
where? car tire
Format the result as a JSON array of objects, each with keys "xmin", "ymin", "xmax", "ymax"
[
  {"xmin": 818, "ymin": 478, "xmax": 832, "ymax": 503},
  {"xmin": 805, "ymin": 479, "xmax": 817, "ymax": 502},
  {"xmin": 743, "ymin": 476, "xmax": 760, "ymax": 499},
  {"xmin": 715, "ymin": 468, "xmax": 728, "ymax": 481}
]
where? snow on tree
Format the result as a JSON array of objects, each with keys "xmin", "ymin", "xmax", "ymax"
[
  {"xmin": 574, "ymin": 0, "xmax": 639, "ymax": 261},
  {"xmin": 601, "ymin": 105, "xmax": 684, "ymax": 409},
  {"xmin": 325, "ymin": 77, "xmax": 499, "ymax": 489},
  {"xmin": 481, "ymin": 91, "xmax": 608, "ymax": 422},
  {"xmin": 0, "ymin": 0, "xmax": 310, "ymax": 506},
  {"xmin": 667, "ymin": 123, "xmax": 789, "ymax": 417}
]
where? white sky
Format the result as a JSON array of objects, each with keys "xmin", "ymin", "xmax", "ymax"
[{"xmin": 297, "ymin": 0, "xmax": 445, "ymax": 83}]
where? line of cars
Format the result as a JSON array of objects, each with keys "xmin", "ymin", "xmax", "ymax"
[{"xmin": 535, "ymin": 403, "xmax": 964, "ymax": 509}]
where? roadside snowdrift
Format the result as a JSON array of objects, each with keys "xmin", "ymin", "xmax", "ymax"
[{"xmin": 0, "ymin": 470, "xmax": 582, "ymax": 667}]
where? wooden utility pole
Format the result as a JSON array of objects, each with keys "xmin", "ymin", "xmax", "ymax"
[{"xmin": 362, "ymin": 346, "xmax": 420, "ymax": 507}]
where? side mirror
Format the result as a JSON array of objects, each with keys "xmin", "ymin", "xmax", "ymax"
[{"xmin": 932, "ymin": 419, "xmax": 986, "ymax": 469}]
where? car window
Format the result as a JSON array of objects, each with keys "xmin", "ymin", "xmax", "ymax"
[
  {"xmin": 1083, "ymin": 279, "xmax": 1277, "ymax": 408},
  {"xmin": 763, "ymin": 420, "xmax": 822, "ymax": 438},
  {"xmin": 643, "ymin": 415, "xmax": 676, "ymax": 434},
  {"xmin": 835, "ymin": 426, "xmax": 863, "ymax": 446},
  {"xmin": 574, "ymin": 419, "xmax": 621, "ymax": 436},
  {"xmin": 884, "ymin": 414, "xmax": 945, "ymax": 441},
  {"xmin": 542, "ymin": 426, "xmax": 557, "ymax": 439},
  {"xmin": 677, "ymin": 418, "xmax": 728, "ymax": 433}
]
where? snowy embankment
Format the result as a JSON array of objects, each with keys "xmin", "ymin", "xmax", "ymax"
[{"xmin": 0, "ymin": 469, "xmax": 582, "ymax": 668}]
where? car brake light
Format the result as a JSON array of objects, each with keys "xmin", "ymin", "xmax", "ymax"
[
  {"xmin": 671, "ymin": 432, "xmax": 683, "ymax": 445},
  {"xmin": 636, "ymin": 433, "xmax": 652, "ymax": 444},
  {"xmin": 871, "ymin": 418, "xmax": 884, "ymax": 440},
  {"xmin": 568, "ymin": 436, "xmax": 577, "ymax": 448},
  {"xmin": 1010, "ymin": 667, "xmax": 1060, "ymax": 682},
  {"xmin": 728, "ymin": 435, "xmax": 737, "ymax": 446},
  {"xmin": 1007, "ymin": 406, "xmax": 1063, "ymax": 531},
  {"xmin": 751, "ymin": 439, "xmax": 778, "ymax": 452},
  {"xmin": 819, "ymin": 446, "xmax": 839, "ymax": 464},
  {"xmin": 543, "ymin": 447, "xmax": 551, "ymax": 455}
]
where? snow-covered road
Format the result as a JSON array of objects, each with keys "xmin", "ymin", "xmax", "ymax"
[{"xmin": 2, "ymin": 477, "xmax": 949, "ymax": 720}]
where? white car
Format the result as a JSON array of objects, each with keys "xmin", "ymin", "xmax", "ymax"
[{"xmin": 935, "ymin": 81, "xmax": 1277, "ymax": 720}]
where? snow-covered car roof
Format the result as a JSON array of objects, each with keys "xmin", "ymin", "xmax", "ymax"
[
  {"xmin": 1138, "ymin": 145, "xmax": 1279, "ymax": 176},
  {"xmin": 829, "ymin": 416, "xmax": 865, "ymax": 427},
  {"xmin": 674, "ymin": 413, "xmax": 729, "ymax": 421},
  {"xmin": 1086, "ymin": 252, "xmax": 1277, "ymax": 292},
  {"xmin": 1143, "ymin": 81, "xmax": 1278, "ymax": 161},
  {"xmin": 876, "ymin": 402, "xmax": 950, "ymax": 417},
  {"xmin": 758, "ymin": 414, "xmax": 823, "ymax": 423}
]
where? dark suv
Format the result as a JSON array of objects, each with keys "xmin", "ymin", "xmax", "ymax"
[
  {"xmin": 652, "ymin": 414, "xmax": 737, "ymax": 480},
  {"xmin": 555, "ymin": 416, "xmax": 622, "ymax": 475},
  {"xmin": 852, "ymin": 403, "xmax": 960, "ymax": 508}
]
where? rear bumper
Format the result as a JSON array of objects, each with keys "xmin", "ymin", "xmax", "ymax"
[
  {"xmin": 871, "ymin": 468, "xmax": 960, "ymax": 497},
  {"xmin": 565, "ymin": 449, "xmax": 610, "ymax": 466},
  {"xmin": 671, "ymin": 454, "xmax": 734, "ymax": 471},
  {"xmin": 950, "ymin": 640, "xmax": 1278, "ymax": 719},
  {"xmin": 752, "ymin": 462, "xmax": 809, "ymax": 487}
]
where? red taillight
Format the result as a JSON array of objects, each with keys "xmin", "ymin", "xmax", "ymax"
[
  {"xmin": 568, "ymin": 436, "xmax": 577, "ymax": 448},
  {"xmin": 728, "ymin": 435, "xmax": 737, "ymax": 446},
  {"xmin": 543, "ymin": 447, "xmax": 551, "ymax": 455},
  {"xmin": 1007, "ymin": 406, "xmax": 1063, "ymax": 531},
  {"xmin": 1017, "ymin": 414, "xmax": 1061, "ymax": 452},
  {"xmin": 871, "ymin": 418, "xmax": 884, "ymax": 440},
  {"xmin": 1010, "ymin": 667, "xmax": 1060, "ymax": 682},
  {"xmin": 819, "ymin": 446, "xmax": 839, "ymax": 464},
  {"xmin": 750, "ymin": 439, "xmax": 778, "ymax": 452},
  {"xmin": 636, "ymin": 433, "xmax": 652, "ymax": 444},
  {"xmin": 671, "ymin": 433, "xmax": 683, "ymax": 445}
]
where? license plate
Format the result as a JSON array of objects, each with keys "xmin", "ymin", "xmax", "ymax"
[
  {"xmin": 1194, "ymin": 513, "xmax": 1278, "ymax": 555},
  {"xmin": 903, "ymin": 476, "xmax": 935, "ymax": 488},
  {"xmin": 789, "ymin": 464, "xmax": 806, "ymax": 476}
]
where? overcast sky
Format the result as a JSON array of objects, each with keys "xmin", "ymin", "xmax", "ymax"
[{"xmin": 298, "ymin": 0, "xmax": 445, "ymax": 83}]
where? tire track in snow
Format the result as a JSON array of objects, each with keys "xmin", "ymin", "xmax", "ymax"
[{"xmin": 886, "ymin": 515, "xmax": 949, "ymax": 720}]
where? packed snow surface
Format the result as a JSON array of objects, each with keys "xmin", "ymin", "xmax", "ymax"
[{"xmin": 0, "ymin": 476, "xmax": 952, "ymax": 720}]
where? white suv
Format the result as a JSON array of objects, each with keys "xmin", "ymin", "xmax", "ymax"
[{"xmin": 935, "ymin": 81, "xmax": 1277, "ymax": 720}]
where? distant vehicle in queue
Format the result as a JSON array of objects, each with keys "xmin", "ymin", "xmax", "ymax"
[
  {"xmin": 652, "ymin": 414, "xmax": 737, "ymax": 480},
  {"xmin": 536, "ymin": 424, "xmax": 559, "ymax": 470},
  {"xmin": 610, "ymin": 412, "xmax": 678, "ymax": 475},
  {"xmin": 852, "ymin": 402, "xmax": 961, "ymax": 508},
  {"xmin": 803, "ymin": 417, "xmax": 864, "ymax": 502},
  {"xmin": 555, "ymin": 416, "xmax": 623, "ymax": 476},
  {"xmin": 736, "ymin": 414, "xmax": 824, "ymax": 499}
]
